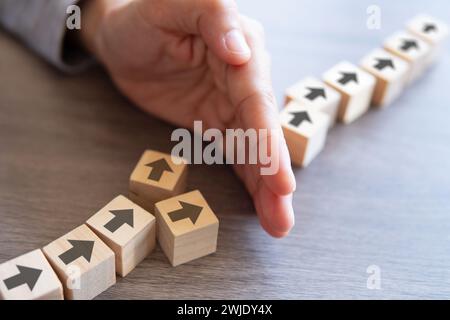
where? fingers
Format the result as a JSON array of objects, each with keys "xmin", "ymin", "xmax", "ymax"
[
  {"xmin": 136, "ymin": 1, "xmax": 297, "ymax": 236},
  {"xmin": 233, "ymin": 161, "xmax": 295, "ymax": 237},
  {"xmin": 227, "ymin": 17, "xmax": 296, "ymax": 197},
  {"xmin": 197, "ymin": 0, "xmax": 251, "ymax": 65},
  {"xmin": 252, "ymin": 170, "xmax": 295, "ymax": 237},
  {"xmin": 138, "ymin": 0, "xmax": 251, "ymax": 65},
  {"xmin": 225, "ymin": 16, "xmax": 296, "ymax": 237}
]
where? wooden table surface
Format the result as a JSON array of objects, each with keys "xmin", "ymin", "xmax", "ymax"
[{"xmin": 1, "ymin": 0, "xmax": 450, "ymax": 299}]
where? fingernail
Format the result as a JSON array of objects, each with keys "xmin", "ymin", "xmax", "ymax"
[{"xmin": 224, "ymin": 29, "xmax": 251, "ymax": 55}]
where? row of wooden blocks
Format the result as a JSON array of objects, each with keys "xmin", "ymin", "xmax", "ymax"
[
  {"xmin": 282, "ymin": 14, "xmax": 448, "ymax": 167},
  {"xmin": 0, "ymin": 150, "xmax": 218, "ymax": 299}
]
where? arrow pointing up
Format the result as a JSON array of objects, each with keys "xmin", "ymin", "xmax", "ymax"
[
  {"xmin": 304, "ymin": 87, "xmax": 326, "ymax": 101},
  {"xmin": 145, "ymin": 158, "xmax": 173, "ymax": 182},
  {"xmin": 423, "ymin": 23, "xmax": 437, "ymax": 33},
  {"xmin": 59, "ymin": 240, "xmax": 95, "ymax": 265},
  {"xmin": 338, "ymin": 72, "xmax": 358, "ymax": 85},
  {"xmin": 168, "ymin": 201, "xmax": 203, "ymax": 224},
  {"xmin": 3, "ymin": 265, "xmax": 42, "ymax": 291},
  {"xmin": 374, "ymin": 58, "xmax": 395, "ymax": 70},
  {"xmin": 400, "ymin": 39, "xmax": 419, "ymax": 51},
  {"xmin": 104, "ymin": 209, "xmax": 134, "ymax": 233},
  {"xmin": 289, "ymin": 111, "xmax": 312, "ymax": 127}
]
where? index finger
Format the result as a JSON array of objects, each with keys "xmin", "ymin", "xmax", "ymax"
[{"xmin": 226, "ymin": 17, "xmax": 296, "ymax": 196}]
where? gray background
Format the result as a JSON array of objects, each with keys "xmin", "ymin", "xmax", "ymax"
[{"xmin": 0, "ymin": 0, "xmax": 449, "ymax": 299}]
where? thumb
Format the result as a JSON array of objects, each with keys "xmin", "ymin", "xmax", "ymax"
[
  {"xmin": 138, "ymin": 0, "xmax": 251, "ymax": 65},
  {"xmin": 196, "ymin": 0, "xmax": 252, "ymax": 65}
]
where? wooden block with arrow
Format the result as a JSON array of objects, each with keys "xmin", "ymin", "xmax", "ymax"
[
  {"xmin": 129, "ymin": 150, "xmax": 188, "ymax": 212},
  {"xmin": 42, "ymin": 224, "xmax": 116, "ymax": 300},
  {"xmin": 383, "ymin": 31, "xmax": 431, "ymax": 84},
  {"xmin": 280, "ymin": 101, "xmax": 330, "ymax": 167},
  {"xmin": 155, "ymin": 190, "xmax": 219, "ymax": 267},
  {"xmin": 0, "ymin": 249, "xmax": 63, "ymax": 300},
  {"xmin": 360, "ymin": 48, "xmax": 410, "ymax": 107},
  {"xmin": 86, "ymin": 195, "xmax": 156, "ymax": 277},
  {"xmin": 406, "ymin": 14, "xmax": 449, "ymax": 65},
  {"xmin": 323, "ymin": 61, "xmax": 376, "ymax": 124},
  {"xmin": 285, "ymin": 77, "xmax": 341, "ymax": 128}
]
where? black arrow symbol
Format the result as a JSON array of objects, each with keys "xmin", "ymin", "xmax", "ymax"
[
  {"xmin": 3, "ymin": 265, "xmax": 42, "ymax": 291},
  {"xmin": 400, "ymin": 39, "xmax": 419, "ymax": 51},
  {"xmin": 374, "ymin": 58, "xmax": 395, "ymax": 70},
  {"xmin": 104, "ymin": 209, "xmax": 134, "ymax": 233},
  {"xmin": 145, "ymin": 158, "xmax": 173, "ymax": 182},
  {"xmin": 337, "ymin": 72, "xmax": 358, "ymax": 85},
  {"xmin": 423, "ymin": 23, "xmax": 437, "ymax": 33},
  {"xmin": 289, "ymin": 111, "xmax": 312, "ymax": 127},
  {"xmin": 304, "ymin": 87, "xmax": 326, "ymax": 101},
  {"xmin": 59, "ymin": 240, "xmax": 95, "ymax": 265},
  {"xmin": 168, "ymin": 201, "xmax": 203, "ymax": 224}
]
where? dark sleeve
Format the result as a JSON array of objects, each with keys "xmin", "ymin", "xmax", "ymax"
[{"xmin": 0, "ymin": 0, "xmax": 94, "ymax": 72}]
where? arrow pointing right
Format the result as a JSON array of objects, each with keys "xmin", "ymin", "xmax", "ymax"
[
  {"xmin": 145, "ymin": 158, "xmax": 173, "ymax": 182},
  {"xmin": 289, "ymin": 111, "xmax": 312, "ymax": 127},
  {"xmin": 337, "ymin": 72, "xmax": 358, "ymax": 85},
  {"xmin": 374, "ymin": 58, "xmax": 395, "ymax": 70},
  {"xmin": 58, "ymin": 240, "xmax": 95, "ymax": 265},
  {"xmin": 104, "ymin": 209, "xmax": 134, "ymax": 233},
  {"xmin": 304, "ymin": 87, "xmax": 326, "ymax": 101},
  {"xmin": 3, "ymin": 265, "xmax": 42, "ymax": 291},
  {"xmin": 168, "ymin": 201, "xmax": 203, "ymax": 224},
  {"xmin": 423, "ymin": 23, "xmax": 437, "ymax": 33},
  {"xmin": 400, "ymin": 39, "xmax": 419, "ymax": 51}
]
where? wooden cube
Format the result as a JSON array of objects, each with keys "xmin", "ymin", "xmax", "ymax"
[
  {"xmin": 129, "ymin": 150, "xmax": 187, "ymax": 211},
  {"xmin": 42, "ymin": 224, "xmax": 115, "ymax": 300},
  {"xmin": 285, "ymin": 77, "xmax": 341, "ymax": 128},
  {"xmin": 383, "ymin": 31, "xmax": 432, "ymax": 83},
  {"xmin": 155, "ymin": 190, "xmax": 219, "ymax": 267},
  {"xmin": 406, "ymin": 14, "xmax": 449, "ymax": 65},
  {"xmin": 280, "ymin": 101, "xmax": 330, "ymax": 167},
  {"xmin": 86, "ymin": 195, "xmax": 156, "ymax": 277},
  {"xmin": 323, "ymin": 61, "xmax": 376, "ymax": 124},
  {"xmin": 0, "ymin": 249, "xmax": 63, "ymax": 300},
  {"xmin": 360, "ymin": 48, "xmax": 410, "ymax": 107}
]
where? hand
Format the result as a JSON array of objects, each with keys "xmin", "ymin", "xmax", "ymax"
[{"xmin": 80, "ymin": 0, "xmax": 296, "ymax": 237}]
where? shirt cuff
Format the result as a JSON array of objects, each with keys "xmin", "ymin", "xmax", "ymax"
[{"xmin": 0, "ymin": 0, "xmax": 95, "ymax": 73}]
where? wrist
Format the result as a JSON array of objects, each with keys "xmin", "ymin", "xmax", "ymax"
[{"xmin": 78, "ymin": 0, "xmax": 117, "ymax": 58}]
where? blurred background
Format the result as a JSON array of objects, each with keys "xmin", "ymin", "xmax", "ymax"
[{"xmin": 238, "ymin": 0, "xmax": 450, "ymax": 100}]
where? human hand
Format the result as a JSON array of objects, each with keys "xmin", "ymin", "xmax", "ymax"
[{"xmin": 79, "ymin": 0, "xmax": 296, "ymax": 237}]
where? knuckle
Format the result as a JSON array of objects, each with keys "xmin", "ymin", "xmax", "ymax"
[
  {"xmin": 259, "ymin": 89, "xmax": 277, "ymax": 108},
  {"xmin": 240, "ymin": 89, "xmax": 276, "ymax": 115},
  {"xmin": 236, "ymin": 88, "xmax": 278, "ymax": 131}
]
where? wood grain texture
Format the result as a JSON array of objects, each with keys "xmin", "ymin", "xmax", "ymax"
[{"xmin": 1, "ymin": 0, "xmax": 450, "ymax": 299}]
